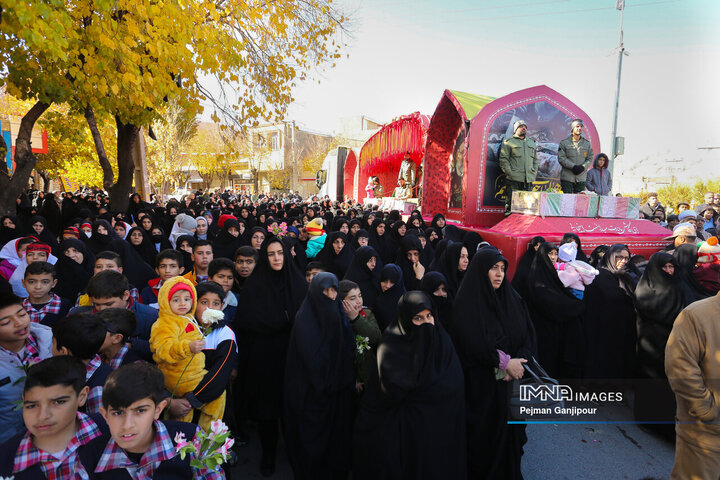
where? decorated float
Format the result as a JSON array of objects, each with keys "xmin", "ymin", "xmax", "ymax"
[
  {"xmin": 356, "ymin": 111, "xmax": 430, "ymax": 213},
  {"xmin": 417, "ymin": 86, "xmax": 668, "ymax": 274}
]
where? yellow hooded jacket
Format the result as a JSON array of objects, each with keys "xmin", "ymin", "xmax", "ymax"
[{"xmin": 149, "ymin": 276, "xmax": 207, "ymax": 396}]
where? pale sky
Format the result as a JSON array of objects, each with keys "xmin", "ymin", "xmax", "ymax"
[{"xmin": 283, "ymin": 0, "xmax": 720, "ymax": 184}]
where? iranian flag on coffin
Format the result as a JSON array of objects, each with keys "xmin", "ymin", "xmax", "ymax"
[
  {"xmin": 598, "ymin": 196, "xmax": 641, "ymax": 219},
  {"xmin": 511, "ymin": 192, "xmax": 599, "ymax": 218}
]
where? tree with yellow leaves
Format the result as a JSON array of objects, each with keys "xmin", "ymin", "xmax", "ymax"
[{"xmin": 0, "ymin": 0, "xmax": 348, "ymax": 213}]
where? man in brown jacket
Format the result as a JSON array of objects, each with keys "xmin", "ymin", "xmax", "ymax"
[{"xmin": 665, "ymin": 292, "xmax": 720, "ymax": 480}]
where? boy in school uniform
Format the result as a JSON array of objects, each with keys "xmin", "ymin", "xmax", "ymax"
[
  {"xmin": 97, "ymin": 308, "xmax": 144, "ymax": 369},
  {"xmin": 141, "ymin": 249, "xmax": 184, "ymax": 308},
  {"xmin": 21, "ymin": 261, "xmax": 72, "ymax": 328},
  {"xmin": 0, "ymin": 356, "xmax": 106, "ymax": 479},
  {"xmin": 52, "ymin": 313, "xmax": 113, "ymax": 415},
  {"xmin": 0, "ymin": 291, "xmax": 54, "ymax": 443},
  {"xmin": 95, "ymin": 362, "xmax": 224, "ymax": 479}
]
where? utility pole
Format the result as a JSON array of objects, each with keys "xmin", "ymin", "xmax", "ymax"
[{"xmin": 610, "ymin": 0, "xmax": 626, "ymax": 180}]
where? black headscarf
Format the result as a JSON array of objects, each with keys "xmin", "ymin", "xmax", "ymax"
[
  {"xmin": 374, "ymin": 264, "xmax": 406, "ymax": 332},
  {"xmin": 316, "ymin": 231, "xmax": 353, "ymax": 279},
  {"xmin": 394, "ymin": 235, "xmax": 425, "ymax": 291},
  {"xmin": 212, "ymin": 218, "xmax": 243, "ymax": 260},
  {"xmin": 28, "ymin": 215, "xmax": 59, "ymax": 253},
  {"xmin": 589, "ymin": 245, "xmax": 609, "ymax": 268},
  {"xmin": 511, "ymin": 236, "xmax": 545, "ymax": 301},
  {"xmin": 673, "ymin": 243, "xmax": 712, "ymax": 303},
  {"xmin": 430, "ymin": 214, "xmax": 446, "ymax": 239},
  {"xmin": 350, "ymin": 229, "xmax": 369, "ymax": 250},
  {"xmin": 462, "ymin": 231, "xmax": 484, "ymax": 260},
  {"xmin": 0, "ymin": 216, "xmax": 22, "ymax": 246},
  {"xmin": 55, "ymin": 238, "xmax": 95, "ymax": 300},
  {"xmin": 384, "ymin": 221, "xmax": 405, "ymax": 264},
  {"xmin": 84, "ymin": 219, "xmax": 120, "ymax": 254},
  {"xmin": 127, "ymin": 226, "xmax": 158, "ymax": 267},
  {"xmin": 420, "ymin": 271, "xmax": 454, "ymax": 332},
  {"xmin": 368, "ymin": 219, "xmax": 391, "ymax": 265},
  {"xmin": 443, "ymin": 224, "xmax": 466, "ymax": 243},
  {"xmin": 634, "ymin": 252, "xmax": 684, "ymax": 326},
  {"xmin": 600, "ymin": 244, "xmax": 637, "ymax": 295},
  {"xmin": 343, "ymin": 246, "xmax": 382, "ymax": 311},
  {"xmin": 284, "ymin": 272, "xmax": 355, "ymax": 475},
  {"xmin": 174, "ymin": 235, "xmax": 196, "ymax": 275},
  {"xmin": 430, "ymin": 242, "xmax": 466, "ymax": 296},
  {"xmin": 235, "ymin": 236, "xmax": 308, "ymax": 334}
]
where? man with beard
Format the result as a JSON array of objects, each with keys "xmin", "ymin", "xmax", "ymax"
[
  {"xmin": 499, "ymin": 120, "xmax": 538, "ymax": 216},
  {"xmin": 558, "ymin": 119, "xmax": 594, "ymax": 193}
]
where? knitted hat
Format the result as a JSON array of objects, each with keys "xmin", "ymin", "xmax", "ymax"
[
  {"xmin": 678, "ymin": 210, "xmax": 697, "ymax": 222},
  {"xmin": 571, "ymin": 119, "xmax": 584, "ymax": 130},
  {"xmin": 168, "ymin": 282, "xmax": 195, "ymax": 303},
  {"xmin": 558, "ymin": 243, "xmax": 578, "ymax": 263},
  {"xmin": 81, "ymin": 222, "xmax": 92, "ymax": 230},
  {"xmin": 63, "ymin": 226, "xmax": 80, "ymax": 238},
  {"xmin": 513, "ymin": 120, "xmax": 527, "ymax": 133},
  {"xmin": 305, "ymin": 218, "xmax": 325, "ymax": 237},
  {"xmin": 175, "ymin": 213, "xmax": 197, "ymax": 231},
  {"xmin": 218, "ymin": 214, "xmax": 236, "ymax": 229},
  {"xmin": 698, "ymin": 237, "xmax": 720, "ymax": 264},
  {"xmin": 26, "ymin": 242, "xmax": 51, "ymax": 254}
]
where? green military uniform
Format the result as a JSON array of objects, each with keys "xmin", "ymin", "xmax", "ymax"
[
  {"xmin": 498, "ymin": 134, "xmax": 538, "ymax": 215},
  {"xmin": 557, "ymin": 135, "xmax": 593, "ymax": 193}
]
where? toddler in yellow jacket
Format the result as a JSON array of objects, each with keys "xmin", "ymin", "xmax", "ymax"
[{"xmin": 149, "ymin": 276, "xmax": 224, "ymax": 429}]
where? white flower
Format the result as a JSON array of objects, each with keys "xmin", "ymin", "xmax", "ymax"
[{"xmin": 202, "ymin": 308, "xmax": 225, "ymax": 324}]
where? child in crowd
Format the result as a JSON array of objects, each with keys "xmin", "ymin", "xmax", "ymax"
[
  {"xmin": 169, "ymin": 282, "xmax": 237, "ymax": 428},
  {"xmin": 96, "ymin": 362, "xmax": 224, "ymax": 479},
  {"xmin": 76, "ymin": 251, "xmax": 141, "ymax": 307},
  {"xmin": 0, "ymin": 292, "xmax": 54, "ymax": 443},
  {"xmin": 208, "ymin": 258, "xmax": 238, "ymax": 325},
  {"xmin": 305, "ymin": 261, "xmax": 325, "ymax": 284},
  {"xmin": 10, "ymin": 242, "xmax": 55, "ymax": 297},
  {"xmin": 304, "ymin": 218, "xmax": 326, "ymax": 259},
  {"xmin": 71, "ymin": 270, "xmax": 159, "ymax": 362},
  {"xmin": 0, "ymin": 236, "xmax": 37, "ymax": 281},
  {"xmin": 0, "ymin": 356, "xmax": 105, "ymax": 479},
  {"xmin": 97, "ymin": 308, "xmax": 144, "ymax": 369},
  {"xmin": 52, "ymin": 313, "xmax": 113, "ymax": 415},
  {"xmin": 556, "ymin": 242, "xmax": 599, "ymax": 300},
  {"xmin": 183, "ymin": 240, "xmax": 214, "ymax": 285},
  {"xmin": 150, "ymin": 277, "xmax": 224, "ymax": 429},
  {"xmin": 365, "ymin": 176, "xmax": 376, "ymax": 199},
  {"xmin": 695, "ymin": 236, "xmax": 720, "ymax": 294},
  {"xmin": 21, "ymin": 261, "xmax": 72, "ymax": 327},
  {"xmin": 232, "ymin": 246, "xmax": 258, "ymax": 294},
  {"xmin": 141, "ymin": 249, "xmax": 184, "ymax": 308}
]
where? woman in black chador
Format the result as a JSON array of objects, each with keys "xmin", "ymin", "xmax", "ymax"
[
  {"xmin": 343, "ymin": 246, "xmax": 382, "ymax": 311},
  {"xmin": 284, "ymin": 273, "xmax": 355, "ymax": 480},
  {"xmin": 526, "ymin": 242, "xmax": 584, "ymax": 378},
  {"xmin": 452, "ymin": 247, "xmax": 536, "ymax": 479},
  {"xmin": 633, "ymin": 251, "xmax": 685, "ymax": 435},
  {"xmin": 233, "ymin": 236, "xmax": 308, "ymax": 475},
  {"xmin": 352, "ymin": 291, "xmax": 466, "ymax": 480}
]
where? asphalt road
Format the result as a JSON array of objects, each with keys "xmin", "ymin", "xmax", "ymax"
[{"xmin": 229, "ymin": 402, "xmax": 675, "ymax": 480}]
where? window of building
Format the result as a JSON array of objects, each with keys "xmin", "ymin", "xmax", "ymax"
[{"xmin": 271, "ymin": 132, "xmax": 280, "ymax": 150}]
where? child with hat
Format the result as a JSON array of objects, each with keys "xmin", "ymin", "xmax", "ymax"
[
  {"xmin": 149, "ymin": 277, "xmax": 224, "ymax": 429},
  {"xmin": 304, "ymin": 217, "xmax": 327, "ymax": 259},
  {"xmin": 556, "ymin": 242, "xmax": 599, "ymax": 299},
  {"xmin": 695, "ymin": 237, "xmax": 720, "ymax": 294}
]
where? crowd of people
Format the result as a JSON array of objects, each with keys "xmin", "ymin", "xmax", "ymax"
[{"xmin": 0, "ymin": 186, "xmax": 718, "ymax": 479}]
